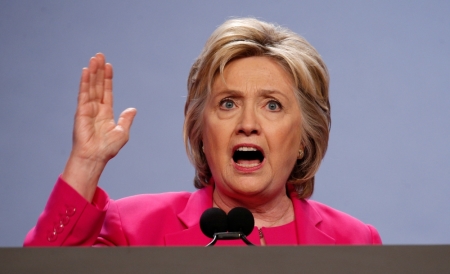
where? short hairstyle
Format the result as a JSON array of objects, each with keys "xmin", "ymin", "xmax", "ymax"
[{"xmin": 183, "ymin": 18, "xmax": 330, "ymax": 199}]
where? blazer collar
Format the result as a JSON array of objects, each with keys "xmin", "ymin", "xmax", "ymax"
[
  {"xmin": 164, "ymin": 186, "xmax": 214, "ymax": 246},
  {"xmin": 165, "ymin": 185, "xmax": 336, "ymax": 245},
  {"xmin": 289, "ymin": 189, "xmax": 335, "ymax": 244},
  {"xmin": 178, "ymin": 185, "xmax": 214, "ymax": 227}
]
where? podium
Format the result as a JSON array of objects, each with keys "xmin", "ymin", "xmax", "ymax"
[{"xmin": 1, "ymin": 246, "xmax": 449, "ymax": 273}]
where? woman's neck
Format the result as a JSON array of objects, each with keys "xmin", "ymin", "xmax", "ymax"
[{"xmin": 212, "ymin": 187, "xmax": 295, "ymax": 228}]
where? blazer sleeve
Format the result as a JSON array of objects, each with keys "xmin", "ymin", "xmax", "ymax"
[
  {"xmin": 23, "ymin": 177, "xmax": 111, "ymax": 246},
  {"xmin": 367, "ymin": 224, "xmax": 382, "ymax": 244}
]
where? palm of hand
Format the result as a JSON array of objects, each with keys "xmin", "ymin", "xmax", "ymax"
[
  {"xmin": 61, "ymin": 53, "xmax": 136, "ymax": 201},
  {"xmin": 72, "ymin": 53, "xmax": 136, "ymax": 165}
]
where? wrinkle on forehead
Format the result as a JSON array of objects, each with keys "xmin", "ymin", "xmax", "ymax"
[{"xmin": 212, "ymin": 56, "xmax": 295, "ymax": 97}]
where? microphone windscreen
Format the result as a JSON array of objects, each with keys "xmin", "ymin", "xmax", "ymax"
[
  {"xmin": 199, "ymin": 208, "xmax": 228, "ymax": 238},
  {"xmin": 227, "ymin": 207, "xmax": 254, "ymax": 236}
]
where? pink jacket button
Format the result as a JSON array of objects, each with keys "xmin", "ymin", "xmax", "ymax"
[
  {"xmin": 47, "ymin": 231, "xmax": 57, "ymax": 242},
  {"xmin": 65, "ymin": 206, "xmax": 76, "ymax": 216},
  {"xmin": 54, "ymin": 223, "xmax": 64, "ymax": 234},
  {"xmin": 60, "ymin": 215, "xmax": 70, "ymax": 225}
]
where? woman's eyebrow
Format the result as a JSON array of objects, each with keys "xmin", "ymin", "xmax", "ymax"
[
  {"xmin": 258, "ymin": 89, "xmax": 291, "ymax": 100},
  {"xmin": 211, "ymin": 89, "xmax": 244, "ymax": 98},
  {"xmin": 211, "ymin": 88, "xmax": 292, "ymax": 101}
]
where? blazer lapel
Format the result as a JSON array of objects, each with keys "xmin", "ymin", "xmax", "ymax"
[
  {"xmin": 291, "ymin": 191, "xmax": 336, "ymax": 245},
  {"xmin": 164, "ymin": 186, "xmax": 214, "ymax": 246},
  {"xmin": 165, "ymin": 185, "xmax": 335, "ymax": 245}
]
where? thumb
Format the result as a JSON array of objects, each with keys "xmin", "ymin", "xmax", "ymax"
[{"xmin": 117, "ymin": 108, "xmax": 137, "ymax": 133}]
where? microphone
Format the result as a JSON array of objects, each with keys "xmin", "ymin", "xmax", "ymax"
[
  {"xmin": 199, "ymin": 208, "xmax": 228, "ymax": 239},
  {"xmin": 199, "ymin": 207, "xmax": 255, "ymax": 246},
  {"xmin": 227, "ymin": 207, "xmax": 254, "ymax": 237}
]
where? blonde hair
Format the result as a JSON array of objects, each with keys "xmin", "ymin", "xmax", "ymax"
[{"xmin": 183, "ymin": 18, "xmax": 330, "ymax": 199}]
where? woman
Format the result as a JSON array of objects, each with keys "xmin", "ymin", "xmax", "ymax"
[{"xmin": 24, "ymin": 18, "xmax": 381, "ymax": 246}]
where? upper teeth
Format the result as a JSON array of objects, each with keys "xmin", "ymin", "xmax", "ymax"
[{"xmin": 237, "ymin": 147, "xmax": 257, "ymax": 151}]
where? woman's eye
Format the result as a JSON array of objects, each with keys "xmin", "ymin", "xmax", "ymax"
[
  {"xmin": 266, "ymin": 100, "xmax": 281, "ymax": 111},
  {"xmin": 220, "ymin": 99, "xmax": 235, "ymax": 109}
]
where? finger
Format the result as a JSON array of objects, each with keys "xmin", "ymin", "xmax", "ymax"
[
  {"xmin": 95, "ymin": 53, "xmax": 105, "ymax": 102},
  {"xmin": 103, "ymin": 63, "xmax": 113, "ymax": 107},
  {"xmin": 117, "ymin": 108, "xmax": 137, "ymax": 134},
  {"xmin": 88, "ymin": 56, "xmax": 99, "ymax": 101},
  {"xmin": 77, "ymin": 67, "xmax": 90, "ymax": 106}
]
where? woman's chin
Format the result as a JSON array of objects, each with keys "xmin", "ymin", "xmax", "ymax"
[{"xmin": 222, "ymin": 177, "xmax": 273, "ymax": 197}]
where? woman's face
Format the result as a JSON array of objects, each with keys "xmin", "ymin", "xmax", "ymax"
[{"xmin": 202, "ymin": 56, "xmax": 303, "ymax": 201}]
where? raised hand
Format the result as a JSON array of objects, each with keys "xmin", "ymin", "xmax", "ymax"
[{"xmin": 62, "ymin": 53, "xmax": 137, "ymax": 202}]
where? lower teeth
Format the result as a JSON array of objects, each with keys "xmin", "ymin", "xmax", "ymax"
[{"xmin": 236, "ymin": 163, "xmax": 259, "ymax": 168}]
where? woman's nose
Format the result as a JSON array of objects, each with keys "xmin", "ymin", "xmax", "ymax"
[{"xmin": 236, "ymin": 106, "xmax": 261, "ymax": 136}]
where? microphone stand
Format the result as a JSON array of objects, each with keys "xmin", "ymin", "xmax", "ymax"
[{"xmin": 206, "ymin": 232, "xmax": 255, "ymax": 246}]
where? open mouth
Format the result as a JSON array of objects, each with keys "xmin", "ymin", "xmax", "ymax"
[{"xmin": 232, "ymin": 146, "xmax": 264, "ymax": 168}]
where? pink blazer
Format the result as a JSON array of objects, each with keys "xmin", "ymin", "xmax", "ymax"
[{"xmin": 24, "ymin": 177, "xmax": 382, "ymax": 246}]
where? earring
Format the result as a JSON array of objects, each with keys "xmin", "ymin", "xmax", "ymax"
[{"xmin": 297, "ymin": 149, "xmax": 304, "ymax": 159}]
